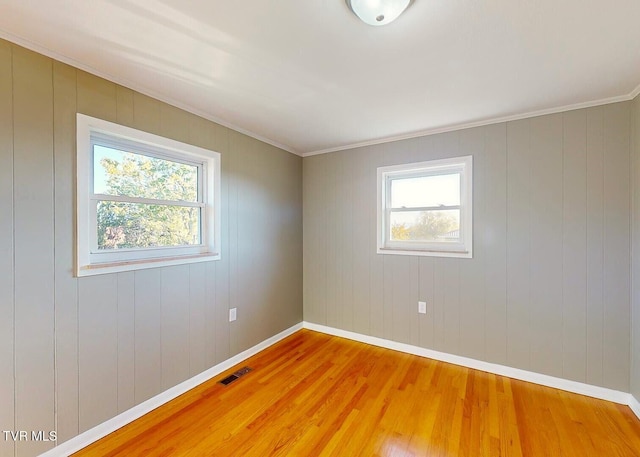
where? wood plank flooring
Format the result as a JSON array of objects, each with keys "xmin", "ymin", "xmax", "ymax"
[{"xmin": 74, "ymin": 330, "xmax": 640, "ymax": 456}]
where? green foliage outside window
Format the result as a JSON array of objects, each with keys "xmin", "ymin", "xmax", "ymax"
[
  {"xmin": 96, "ymin": 151, "xmax": 201, "ymax": 250},
  {"xmin": 391, "ymin": 211, "xmax": 458, "ymax": 242}
]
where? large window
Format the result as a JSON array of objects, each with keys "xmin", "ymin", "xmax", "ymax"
[
  {"xmin": 377, "ymin": 156, "xmax": 472, "ymax": 258},
  {"xmin": 76, "ymin": 114, "xmax": 221, "ymax": 276}
]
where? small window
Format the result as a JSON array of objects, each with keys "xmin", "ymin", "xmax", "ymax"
[
  {"xmin": 377, "ymin": 156, "xmax": 472, "ymax": 258},
  {"xmin": 76, "ymin": 114, "xmax": 221, "ymax": 276}
]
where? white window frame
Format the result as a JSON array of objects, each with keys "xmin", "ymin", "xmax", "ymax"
[
  {"xmin": 377, "ymin": 155, "xmax": 473, "ymax": 258},
  {"xmin": 76, "ymin": 113, "xmax": 221, "ymax": 277}
]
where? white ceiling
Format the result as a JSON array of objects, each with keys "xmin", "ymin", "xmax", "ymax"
[{"xmin": 0, "ymin": 0, "xmax": 639, "ymax": 155}]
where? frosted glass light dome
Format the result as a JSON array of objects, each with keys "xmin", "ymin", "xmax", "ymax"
[{"xmin": 346, "ymin": 0, "xmax": 412, "ymax": 26}]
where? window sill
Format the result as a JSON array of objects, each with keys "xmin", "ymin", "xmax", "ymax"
[
  {"xmin": 76, "ymin": 252, "xmax": 221, "ymax": 277},
  {"xmin": 377, "ymin": 247, "xmax": 472, "ymax": 259}
]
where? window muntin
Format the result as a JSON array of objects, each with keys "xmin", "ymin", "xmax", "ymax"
[
  {"xmin": 77, "ymin": 114, "xmax": 221, "ymax": 276},
  {"xmin": 377, "ymin": 156, "xmax": 472, "ymax": 258}
]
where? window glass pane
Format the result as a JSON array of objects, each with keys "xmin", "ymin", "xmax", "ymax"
[
  {"xmin": 390, "ymin": 210, "xmax": 460, "ymax": 242},
  {"xmin": 93, "ymin": 145, "xmax": 198, "ymax": 202},
  {"xmin": 97, "ymin": 201, "xmax": 200, "ymax": 250},
  {"xmin": 390, "ymin": 173, "xmax": 460, "ymax": 208}
]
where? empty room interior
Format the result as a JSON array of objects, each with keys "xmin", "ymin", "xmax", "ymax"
[{"xmin": 2, "ymin": 1, "xmax": 640, "ymax": 456}]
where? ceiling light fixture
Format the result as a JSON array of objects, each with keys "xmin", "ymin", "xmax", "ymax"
[{"xmin": 345, "ymin": 0, "xmax": 413, "ymax": 26}]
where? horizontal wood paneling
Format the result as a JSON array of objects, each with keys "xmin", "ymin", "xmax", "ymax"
[
  {"xmin": 0, "ymin": 38, "xmax": 302, "ymax": 457},
  {"xmin": 303, "ymin": 104, "xmax": 633, "ymax": 391}
]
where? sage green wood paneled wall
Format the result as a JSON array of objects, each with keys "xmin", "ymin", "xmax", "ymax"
[
  {"xmin": 303, "ymin": 102, "xmax": 632, "ymax": 393},
  {"xmin": 0, "ymin": 41, "xmax": 302, "ymax": 457}
]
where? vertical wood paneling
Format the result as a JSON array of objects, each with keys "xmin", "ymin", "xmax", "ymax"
[
  {"xmin": 247, "ymin": 140, "xmax": 273, "ymax": 344},
  {"xmin": 438, "ymin": 132, "xmax": 462, "ymax": 355},
  {"xmin": 132, "ymin": 93, "xmax": 161, "ymax": 133},
  {"xmin": 302, "ymin": 102, "xmax": 633, "ymax": 393},
  {"xmin": 78, "ymin": 275, "xmax": 118, "ymax": 432},
  {"xmin": 337, "ymin": 152, "xmax": 354, "ymax": 331},
  {"xmin": 370, "ymin": 146, "xmax": 386, "ymax": 338},
  {"xmin": 189, "ymin": 263, "xmax": 208, "ymax": 377},
  {"xmin": 227, "ymin": 131, "xmax": 241, "ymax": 355},
  {"xmin": 351, "ymin": 150, "xmax": 371, "ymax": 336},
  {"xmin": 116, "ymin": 272, "xmax": 135, "ymax": 413},
  {"xmin": 506, "ymin": 119, "xmax": 532, "ymax": 371},
  {"xmin": 602, "ymin": 103, "xmax": 631, "ymax": 392},
  {"xmin": 632, "ymin": 95, "xmax": 640, "ymax": 399},
  {"xmin": 0, "ymin": 40, "xmax": 14, "ymax": 457},
  {"xmin": 188, "ymin": 115, "xmax": 216, "ymax": 370},
  {"xmin": 586, "ymin": 107, "xmax": 605, "ymax": 386},
  {"xmin": 116, "ymin": 86, "xmax": 134, "ymax": 127},
  {"xmin": 76, "ymin": 64, "xmax": 120, "ymax": 435},
  {"xmin": 161, "ymin": 266, "xmax": 191, "ymax": 389},
  {"xmin": 114, "ymin": 89, "xmax": 136, "ymax": 414},
  {"xmin": 213, "ymin": 124, "xmax": 230, "ymax": 365},
  {"xmin": 160, "ymin": 104, "xmax": 190, "ymax": 144},
  {"xmin": 77, "ymin": 71, "xmax": 116, "ymax": 122},
  {"xmin": 529, "ymin": 114, "xmax": 563, "ymax": 377},
  {"xmin": 130, "ymin": 91, "xmax": 165, "ymax": 403},
  {"xmin": 204, "ymin": 261, "xmax": 218, "ymax": 367},
  {"xmin": 382, "ymin": 254, "xmax": 395, "ymax": 340},
  {"xmin": 416, "ymin": 136, "xmax": 436, "ymax": 350},
  {"xmin": 12, "ymin": 46, "xmax": 55, "ymax": 457},
  {"xmin": 483, "ymin": 123, "xmax": 507, "ymax": 365},
  {"xmin": 391, "ymin": 257, "xmax": 412, "ymax": 344},
  {"xmin": 134, "ymin": 269, "xmax": 163, "ymax": 403},
  {"xmin": 326, "ymin": 155, "xmax": 339, "ymax": 329},
  {"xmin": 230, "ymin": 134, "xmax": 253, "ymax": 353},
  {"xmin": 562, "ymin": 110, "xmax": 588, "ymax": 382},
  {"xmin": 334, "ymin": 152, "xmax": 346, "ymax": 331},
  {"xmin": 442, "ymin": 259, "xmax": 461, "ymax": 354},
  {"xmin": 1, "ymin": 38, "xmax": 303, "ymax": 456},
  {"xmin": 52, "ymin": 60, "xmax": 79, "ymax": 443},
  {"xmin": 432, "ymin": 258, "xmax": 446, "ymax": 352},
  {"xmin": 303, "ymin": 156, "xmax": 324, "ymax": 324},
  {"xmin": 459, "ymin": 127, "xmax": 486, "ymax": 361},
  {"xmin": 418, "ymin": 257, "xmax": 435, "ymax": 349},
  {"xmin": 273, "ymin": 147, "xmax": 301, "ymax": 331}
]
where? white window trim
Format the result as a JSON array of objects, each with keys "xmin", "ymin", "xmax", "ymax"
[
  {"xmin": 377, "ymin": 155, "xmax": 473, "ymax": 258},
  {"xmin": 76, "ymin": 113, "xmax": 221, "ymax": 277}
]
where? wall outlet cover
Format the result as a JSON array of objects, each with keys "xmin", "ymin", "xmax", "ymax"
[
  {"xmin": 418, "ymin": 301, "xmax": 427, "ymax": 314},
  {"xmin": 229, "ymin": 308, "xmax": 237, "ymax": 322}
]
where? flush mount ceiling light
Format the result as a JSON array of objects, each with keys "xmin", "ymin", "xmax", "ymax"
[{"xmin": 346, "ymin": 0, "xmax": 413, "ymax": 26}]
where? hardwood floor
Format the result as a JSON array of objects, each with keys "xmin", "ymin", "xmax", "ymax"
[{"xmin": 74, "ymin": 330, "xmax": 640, "ymax": 456}]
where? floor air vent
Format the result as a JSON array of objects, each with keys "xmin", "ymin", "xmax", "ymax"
[{"xmin": 219, "ymin": 366, "xmax": 252, "ymax": 386}]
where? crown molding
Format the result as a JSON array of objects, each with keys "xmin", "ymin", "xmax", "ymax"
[
  {"xmin": 1, "ymin": 29, "xmax": 637, "ymax": 159},
  {"xmin": 630, "ymin": 81, "xmax": 640, "ymax": 100},
  {"xmin": 303, "ymin": 87, "xmax": 640, "ymax": 156},
  {"xmin": 0, "ymin": 30, "xmax": 302, "ymax": 157}
]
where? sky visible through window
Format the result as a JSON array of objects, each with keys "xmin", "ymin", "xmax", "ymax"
[
  {"xmin": 391, "ymin": 173, "xmax": 461, "ymax": 227},
  {"xmin": 93, "ymin": 145, "xmax": 120, "ymax": 195},
  {"xmin": 93, "ymin": 145, "xmax": 198, "ymax": 201}
]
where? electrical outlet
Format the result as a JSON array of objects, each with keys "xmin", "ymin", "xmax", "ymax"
[
  {"xmin": 229, "ymin": 308, "xmax": 237, "ymax": 322},
  {"xmin": 418, "ymin": 301, "xmax": 427, "ymax": 314}
]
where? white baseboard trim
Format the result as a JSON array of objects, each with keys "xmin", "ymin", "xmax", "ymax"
[
  {"xmin": 629, "ymin": 395, "xmax": 640, "ymax": 419},
  {"xmin": 39, "ymin": 322, "xmax": 303, "ymax": 457},
  {"xmin": 303, "ymin": 322, "xmax": 637, "ymax": 411}
]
